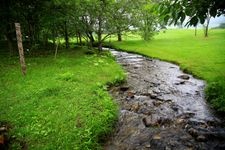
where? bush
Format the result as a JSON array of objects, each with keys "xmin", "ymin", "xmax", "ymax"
[{"xmin": 206, "ymin": 79, "xmax": 225, "ymax": 112}]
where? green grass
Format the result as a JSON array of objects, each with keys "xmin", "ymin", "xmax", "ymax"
[
  {"xmin": 0, "ymin": 47, "xmax": 125, "ymax": 149},
  {"xmin": 110, "ymin": 29, "xmax": 225, "ymax": 112}
]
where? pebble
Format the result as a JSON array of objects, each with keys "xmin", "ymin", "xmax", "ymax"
[
  {"xmin": 196, "ymin": 135, "xmax": 207, "ymax": 142},
  {"xmin": 152, "ymin": 134, "xmax": 161, "ymax": 140},
  {"xmin": 177, "ymin": 75, "xmax": 190, "ymax": 80}
]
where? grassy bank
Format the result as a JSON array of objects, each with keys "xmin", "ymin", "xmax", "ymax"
[
  {"xmin": 110, "ymin": 29, "xmax": 225, "ymax": 112},
  {"xmin": 0, "ymin": 47, "xmax": 125, "ymax": 149}
]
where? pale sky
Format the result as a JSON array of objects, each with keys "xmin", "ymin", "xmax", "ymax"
[
  {"xmin": 209, "ymin": 16, "xmax": 225, "ymax": 27},
  {"xmin": 168, "ymin": 15, "xmax": 225, "ymax": 29}
]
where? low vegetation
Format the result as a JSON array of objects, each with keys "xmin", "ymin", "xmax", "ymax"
[
  {"xmin": 0, "ymin": 47, "xmax": 125, "ymax": 149},
  {"xmin": 109, "ymin": 29, "xmax": 225, "ymax": 112}
]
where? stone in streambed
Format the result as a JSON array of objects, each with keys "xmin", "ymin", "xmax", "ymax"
[
  {"xmin": 177, "ymin": 75, "xmax": 190, "ymax": 80},
  {"xmin": 142, "ymin": 115, "xmax": 160, "ymax": 127},
  {"xmin": 120, "ymin": 86, "xmax": 129, "ymax": 91},
  {"xmin": 152, "ymin": 101, "xmax": 163, "ymax": 107},
  {"xmin": 196, "ymin": 135, "xmax": 207, "ymax": 142},
  {"xmin": 130, "ymin": 103, "xmax": 140, "ymax": 112},
  {"xmin": 139, "ymin": 108, "xmax": 152, "ymax": 116},
  {"xmin": 152, "ymin": 134, "xmax": 161, "ymax": 140},
  {"xmin": 127, "ymin": 91, "xmax": 135, "ymax": 98},
  {"xmin": 188, "ymin": 128, "xmax": 198, "ymax": 137}
]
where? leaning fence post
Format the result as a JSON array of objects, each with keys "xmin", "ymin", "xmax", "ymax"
[{"xmin": 15, "ymin": 23, "xmax": 26, "ymax": 76}]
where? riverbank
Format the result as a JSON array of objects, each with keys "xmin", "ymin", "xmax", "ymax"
[
  {"xmin": 108, "ymin": 29, "xmax": 225, "ymax": 113},
  {"xmin": 104, "ymin": 48, "xmax": 225, "ymax": 149}
]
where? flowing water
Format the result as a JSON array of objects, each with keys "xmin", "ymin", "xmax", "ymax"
[{"xmin": 103, "ymin": 48, "xmax": 225, "ymax": 150}]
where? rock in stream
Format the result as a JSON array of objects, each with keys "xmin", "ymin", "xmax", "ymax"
[{"xmin": 103, "ymin": 48, "xmax": 225, "ymax": 150}]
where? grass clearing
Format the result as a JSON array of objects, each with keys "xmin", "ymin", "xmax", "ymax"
[
  {"xmin": 110, "ymin": 29, "xmax": 225, "ymax": 112},
  {"xmin": 0, "ymin": 47, "xmax": 125, "ymax": 149}
]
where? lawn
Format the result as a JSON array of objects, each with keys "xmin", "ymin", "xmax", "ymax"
[
  {"xmin": 0, "ymin": 47, "xmax": 125, "ymax": 149},
  {"xmin": 110, "ymin": 29, "xmax": 225, "ymax": 112}
]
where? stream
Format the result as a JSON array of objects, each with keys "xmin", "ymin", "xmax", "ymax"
[{"xmin": 103, "ymin": 48, "xmax": 225, "ymax": 150}]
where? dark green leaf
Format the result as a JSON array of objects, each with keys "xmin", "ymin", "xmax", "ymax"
[
  {"xmin": 180, "ymin": 12, "xmax": 186, "ymax": 23},
  {"xmin": 190, "ymin": 16, "xmax": 198, "ymax": 26}
]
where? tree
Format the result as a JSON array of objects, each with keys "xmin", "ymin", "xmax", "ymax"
[
  {"xmin": 1, "ymin": 0, "xmax": 160, "ymax": 53},
  {"xmin": 136, "ymin": 1, "xmax": 160, "ymax": 40},
  {"xmin": 157, "ymin": 0, "xmax": 225, "ymax": 37}
]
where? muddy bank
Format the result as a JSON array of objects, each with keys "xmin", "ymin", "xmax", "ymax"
[{"xmin": 104, "ymin": 48, "xmax": 225, "ymax": 150}]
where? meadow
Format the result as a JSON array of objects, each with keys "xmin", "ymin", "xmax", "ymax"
[
  {"xmin": 110, "ymin": 29, "xmax": 225, "ymax": 112},
  {"xmin": 0, "ymin": 48, "xmax": 125, "ymax": 149}
]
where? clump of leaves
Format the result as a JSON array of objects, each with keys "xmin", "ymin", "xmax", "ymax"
[{"xmin": 206, "ymin": 79, "xmax": 225, "ymax": 112}]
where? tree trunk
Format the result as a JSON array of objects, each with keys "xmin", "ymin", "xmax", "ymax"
[
  {"xmin": 195, "ymin": 26, "xmax": 197, "ymax": 37},
  {"xmin": 54, "ymin": 39, "xmax": 60, "ymax": 59},
  {"xmin": 98, "ymin": 32, "xmax": 102, "ymax": 51},
  {"xmin": 205, "ymin": 18, "xmax": 210, "ymax": 37},
  {"xmin": 6, "ymin": 23, "xmax": 14, "ymax": 56},
  {"xmin": 204, "ymin": 13, "xmax": 211, "ymax": 37},
  {"xmin": 97, "ymin": 16, "xmax": 102, "ymax": 51},
  {"xmin": 117, "ymin": 32, "xmax": 122, "ymax": 42},
  {"xmin": 52, "ymin": 26, "xmax": 56, "ymax": 45},
  {"xmin": 15, "ymin": 23, "xmax": 26, "ymax": 76},
  {"xmin": 88, "ymin": 32, "xmax": 95, "ymax": 47},
  {"xmin": 78, "ymin": 32, "xmax": 82, "ymax": 45},
  {"xmin": 64, "ymin": 21, "xmax": 69, "ymax": 49},
  {"xmin": 5, "ymin": 34, "xmax": 13, "ymax": 56}
]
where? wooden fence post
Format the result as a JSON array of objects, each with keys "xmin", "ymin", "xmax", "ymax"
[{"xmin": 15, "ymin": 23, "xmax": 26, "ymax": 75}]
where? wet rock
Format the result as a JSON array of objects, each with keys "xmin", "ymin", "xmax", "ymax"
[
  {"xmin": 188, "ymin": 128, "xmax": 198, "ymax": 137},
  {"xmin": 143, "ymin": 90, "xmax": 158, "ymax": 99},
  {"xmin": 158, "ymin": 117, "xmax": 173, "ymax": 126},
  {"xmin": 165, "ymin": 99, "xmax": 173, "ymax": 103},
  {"xmin": 152, "ymin": 134, "xmax": 161, "ymax": 140},
  {"xmin": 145, "ymin": 144, "xmax": 151, "ymax": 148},
  {"xmin": 165, "ymin": 146, "xmax": 172, "ymax": 150},
  {"xmin": 153, "ymin": 89, "xmax": 161, "ymax": 94},
  {"xmin": 120, "ymin": 86, "xmax": 129, "ymax": 91},
  {"xmin": 150, "ymin": 93, "xmax": 158, "ymax": 99},
  {"xmin": 187, "ymin": 120, "xmax": 207, "ymax": 128},
  {"xmin": 169, "ymin": 66, "xmax": 176, "ymax": 69},
  {"xmin": 142, "ymin": 116, "xmax": 159, "ymax": 127},
  {"xmin": 171, "ymin": 105, "xmax": 179, "ymax": 112},
  {"xmin": 180, "ymin": 112, "xmax": 195, "ymax": 119},
  {"xmin": 196, "ymin": 135, "xmax": 207, "ymax": 142},
  {"xmin": 0, "ymin": 127, "xmax": 7, "ymax": 132},
  {"xmin": 127, "ymin": 91, "xmax": 135, "ymax": 98},
  {"xmin": 175, "ymin": 81, "xmax": 185, "ymax": 85},
  {"xmin": 177, "ymin": 75, "xmax": 190, "ymax": 80},
  {"xmin": 152, "ymin": 101, "xmax": 163, "ymax": 107},
  {"xmin": 139, "ymin": 108, "xmax": 152, "ymax": 116},
  {"xmin": 176, "ymin": 119, "xmax": 185, "ymax": 124},
  {"xmin": 130, "ymin": 103, "xmax": 140, "ymax": 112},
  {"xmin": 215, "ymin": 143, "xmax": 225, "ymax": 149}
]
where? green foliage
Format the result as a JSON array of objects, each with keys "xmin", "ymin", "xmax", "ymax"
[
  {"xmin": 156, "ymin": 0, "xmax": 225, "ymax": 27},
  {"xmin": 206, "ymin": 79, "xmax": 225, "ymax": 112},
  {"xmin": 1, "ymin": 0, "xmax": 161, "ymax": 52},
  {"xmin": 138, "ymin": 2, "xmax": 159, "ymax": 40},
  {"xmin": 0, "ymin": 48, "xmax": 125, "ymax": 149},
  {"xmin": 110, "ymin": 29, "xmax": 225, "ymax": 112}
]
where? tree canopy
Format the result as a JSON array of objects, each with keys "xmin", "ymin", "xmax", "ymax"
[
  {"xmin": 157, "ymin": 0, "xmax": 225, "ymax": 26},
  {"xmin": 1, "ymin": 0, "xmax": 159, "ymax": 53}
]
